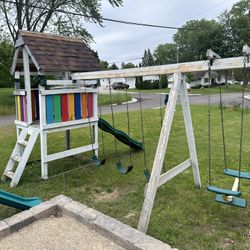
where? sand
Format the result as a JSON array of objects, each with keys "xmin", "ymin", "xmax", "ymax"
[{"xmin": 0, "ymin": 216, "xmax": 124, "ymax": 250}]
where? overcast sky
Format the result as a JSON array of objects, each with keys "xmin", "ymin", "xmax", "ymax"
[{"xmin": 85, "ymin": 0, "xmax": 239, "ymax": 66}]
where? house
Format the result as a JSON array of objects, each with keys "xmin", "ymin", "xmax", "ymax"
[
  {"xmin": 190, "ymin": 71, "xmax": 234, "ymax": 87},
  {"xmin": 100, "ymin": 77, "xmax": 136, "ymax": 89}
]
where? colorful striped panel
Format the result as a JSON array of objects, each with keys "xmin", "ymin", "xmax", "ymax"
[
  {"xmin": 87, "ymin": 93, "xmax": 94, "ymax": 118},
  {"xmin": 22, "ymin": 96, "xmax": 27, "ymax": 122},
  {"xmin": 68, "ymin": 94, "xmax": 75, "ymax": 120},
  {"xmin": 53, "ymin": 95, "xmax": 62, "ymax": 123},
  {"xmin": 46, "ymin": 95, "xmax": 54, "ymax": 124},
  {"xmin": 35, "ymin": 90, "xmax": 40, "ymax": 120},
  {"xmin": 16, "ymin": 96, "xmax": 21, "ymax": 121},
  {"xmin": 20, "ymin": 96, "xmax": 24, "ymax": 121},
  {"xmin": 74, "ymin": 93, "xmax": 81, "ymax": 120},
  {"xmin": 31, "ymin": 91, "xmax": 36, "ymax": 121},
  {"xmin": 61, "ymin": 94, "xmax": 69, "ymax": 122},
  {"xmin": 81, "ymin": 93, "xmax": 88, "ymax": 118}
]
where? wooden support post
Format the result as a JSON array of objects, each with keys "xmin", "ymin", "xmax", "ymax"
[
  {"xmin": 39, "ymin": 86, "xmax": 48, "ymax": 179},
  {"xmin": 179, "ymin": 76, "xmax": 201, "ymax": 188},
  {"xmin": 23, "ymin": 48, "xmax": 32, "ymax": 125},
  {"xmin": 137, "ymin": 72, "xmax": 182, "ymax": 233}
]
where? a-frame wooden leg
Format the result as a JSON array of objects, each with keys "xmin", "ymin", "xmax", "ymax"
[
  {"xmin": 40, "ymin": 131, "xmax": 48, "ymax": 179},
  {"xmin": 137, "ymin": 72, "xmax": 182, "ymax": 233},
  {"xmin": 179, "ymin": 77, "xmax": 201, "ymax": 188}
]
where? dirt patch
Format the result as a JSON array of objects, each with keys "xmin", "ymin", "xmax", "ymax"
[
  {"xmin": 124, "ymin": 212, "xmax": 136, "ymax": 219},
  {"xmin": 93, "ymin": 188, "xmax": 121, "ymax": 202}
]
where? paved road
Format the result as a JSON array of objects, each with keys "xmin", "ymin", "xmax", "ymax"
[
  {"xmin": 1, "ymin": 91, "xmax": 250, "ymax": 125},
  {"xmin": 100, "ymin": 91, "xmax": 250, "ymax": 114}
]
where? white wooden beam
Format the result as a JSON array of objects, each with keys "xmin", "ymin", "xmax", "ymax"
[
  {"xmin": 22, "ymin": 48, "xmax": 33, "ymax": 125},
  {"xmin": 137, "ymin": 72, "xmax": 182, "ymax": 233},
  {"xmin": 179, "ymin": 76, "xmax": 201, "ymax": 187},
  {"xmin": 72, "ymin": 56, "xmax": 249, "ymax": 80},
  {"xmin": 11, "ymin": 47, "xmax": 20, "ymax": 75},
  {"xmin": 45, "ymin": 143, "xmax": 98, "ymax": 162},
  {"xmin": 24, "ymin": 45, "xmax": 41, "ymax": 72},
  {"xmin": 158, "ymin": 158, "xmax": 191, "ymax": 187}
]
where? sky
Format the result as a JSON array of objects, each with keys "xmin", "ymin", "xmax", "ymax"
[{"xmin": 85, "ymin": 0, "xmax": 239, "ymax": 66}]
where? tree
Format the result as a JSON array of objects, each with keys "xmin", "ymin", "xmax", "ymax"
[
  {"xmin": 108, "ymin": 63, "xmax": 119, "ymax": 70},
  {"xmin": 154, "ymin": 43, "xmax": 178, "ymax": 65},
  {"xmin": 0, "ymin": 0, "xmax": 123, "ymax": 43},
  {"xmin": 141, "ymin": 49, "xmax": 154, "ymax": 66},
  {"xmin": 0, "ymin": 38, "xmax": 13, "ymax": 87},
  {"xmin": 121, "ymin": 62, "xmax": 136, "ymax": 69},
  {"xmin": 219, "ymin": 0, "xmax": 250, "ymax": 57},
  {"xmin": 173, "ymin": 19, "xmax": 224, "ymax": 62},
  {"xmin": 100, "ymin": 60, "xmax": 109, "ymax": 70}
]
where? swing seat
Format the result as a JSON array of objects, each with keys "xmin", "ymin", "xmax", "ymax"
[
  {"xmin": 116, "ymin": 162, "xmax": 133, "ymax": 174},
  {"xmin": 91, "ymin": 155, "xmax": 106, "ymax": 166},
  {"xmin": 207, "ymin": 185, "xmax": 241, "ymax": 197},
  {"xmin": 224, "ymin": 169, "xmax": 250, "ymax": 179},
  {"xmin": 215, "ymin": 194, "xmax": 247, "ymax": 208}
]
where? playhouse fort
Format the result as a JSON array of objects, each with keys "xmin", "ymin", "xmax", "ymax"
[{"xmin": 2, "ymin": 31, "xmax": 101, "ymax": 187}]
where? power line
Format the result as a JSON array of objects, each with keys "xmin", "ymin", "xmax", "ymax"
[{"xmin": 0, "ymin": 0, "xmax": 201, "ymax": 31}]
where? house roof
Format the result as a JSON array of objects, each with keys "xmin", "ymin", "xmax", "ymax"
[{"xmin": 13, "ymin": 31, "xmax": 100, "ymax": 74}]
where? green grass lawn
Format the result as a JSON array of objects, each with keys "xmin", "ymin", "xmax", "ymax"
[
  {"xmin": 128, "ymin": 84, "xmax": 248, "ymax": 95},
  {"xmin": 0, "ymin": 88, "xmax": 132, "ymax": 116},
  {"xmin": 1, "ymin": 105, "xmax": 250, "ymax": 249}
]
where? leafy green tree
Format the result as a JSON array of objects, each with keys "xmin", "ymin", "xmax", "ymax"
[
  {"xmin": 108, "ymin": 63, "xmax": 119, "ymax": 70},
  {"xmin": 219, "ymin": 0, "xmax": 250, "ymax": 57},
  {"xmin": 173, "ymin": 19, "xmax": 224, "ymax": 62},
  {"xmin": 100, "ymin": 60, "xmax": 109, "ymax": 70},
  {"xmin": 0, "ymin": 0, "xmax": 123, "ymax": 43},
  {"xmin": 0, "ymin": 39, "xmax": 13, "ymax": 87},
  {"xmin": 141, "ymin": 49, "xmax": 154, "ymax": 66},
  {"xmin": 121, "ymin": 62, "xmax": 136, "ymax": 69},
  {"xmin": 154, "ymin": 43, "xmax": 178, "ymax": 65}
]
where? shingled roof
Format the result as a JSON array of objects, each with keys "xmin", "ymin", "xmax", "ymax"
[{"xmin": 13, "ymin": 31, "xmax": 100, "ymax": 74}]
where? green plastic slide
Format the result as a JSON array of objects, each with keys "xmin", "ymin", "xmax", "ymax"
[
  {"xmin": 0, "ymin": 189, "xmax": 42, "ymax": 210},
  {"xmin": 98, "ymin": 118, "xmax": 143, "ymax": 150}
]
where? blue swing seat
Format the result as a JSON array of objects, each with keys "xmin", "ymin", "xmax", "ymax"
[
  {"xmin": 215, "ymin": 194, "xmax": 247, "ymax": 208},
  {"xmin": 207, "ymin": 185, "xmax": 241, "ymax": 197},
  {"xmin": 224, "ymin": 169, "xmax": 250, "ymax": 179}
]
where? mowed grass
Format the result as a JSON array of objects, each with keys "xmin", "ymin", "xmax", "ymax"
[
  {"xmin": 1, "ymin": 105, "xmax": 250, "ymax": 249},
  {"xmin": 0, "ymin": 88, "xmax": 15, "ymax": 115},
  {"xmin": 128, "ymin": 84, "xmax": 248, "ymax": 95},
  {"xmin": 0, "ymin": 88, "xmax": 132, "ymax": 115}
]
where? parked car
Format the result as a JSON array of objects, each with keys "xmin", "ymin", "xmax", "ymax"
[{"xmin": 111, "ymin": 82, "xmax": 129, "ymax": 89}]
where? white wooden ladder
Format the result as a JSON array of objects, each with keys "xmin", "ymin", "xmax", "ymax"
[{"xmin": 2, "ymin": 127, "xmax": 39, "ymax": 187}]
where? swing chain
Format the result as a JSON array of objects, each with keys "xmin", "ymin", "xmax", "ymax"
[{"xmin": 208, "ymin": 62, "xmax": 212, "ymax": 186}]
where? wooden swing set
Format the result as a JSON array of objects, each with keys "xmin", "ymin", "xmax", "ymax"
[
  {"xmin": 73, "ymin": 45, "xmax": 250, "ymax": 233},
  {"xmin": 2, "ymin": 30, "xmax": 250, "ymax": 234}
]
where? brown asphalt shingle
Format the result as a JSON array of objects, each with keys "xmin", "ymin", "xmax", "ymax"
[{"xmin": 16, "ymin": 31, "xmax": 100, "ymax": 73}]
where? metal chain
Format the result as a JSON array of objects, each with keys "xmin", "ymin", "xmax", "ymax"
[
  {"xmin": 138, "ymin": 87, "xmax": 147, "ymax": 171},
  {"xmin": 98, "ymin": 87, "xmax": 106, "ymax": 158},
  {"xmin": 108, "ymin": 79, "xmax": 120, "ymax": 161},
  {"xmin": 208, "ymin": 62, "xmax": 212, "ymax": 186},
  {"xmin": 125, "ymin": 87, "xmax": 132, "ymax": 164},
  {"xmin": 219, "ymin": 85, "xmax": 227, "ymax": 170},
  {"xmin": 238, "ymin": 58, "xmax": 247, "ymax": 190}
]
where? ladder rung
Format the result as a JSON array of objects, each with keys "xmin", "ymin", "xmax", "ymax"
[
  {"xmin": 4, "ymin": 171, "xmax": 15, "ymax": 179},
  {"xmin": 11, "ymin": 155, "xmax": 22, "ymax": 163},
  {"xmin": 18, "ymin": 140, "xmax": 28, "ymax": 147}
]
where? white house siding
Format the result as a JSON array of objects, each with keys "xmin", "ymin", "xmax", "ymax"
[{"xmin": 100, "ymin": 77, "xmax": 136, "ymax": 89}]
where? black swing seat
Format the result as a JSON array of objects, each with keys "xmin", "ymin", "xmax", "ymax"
[
  {"xmin": 207, "ymin": 185, "xmax": 241, "ymax": 197},
  {"xmin": 224, "ymin": 169, "xmax": 250, "ymax": 179},
  {"xmin": 215, "ymin": 194, "xmax": 247, "ymax": 208}
]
